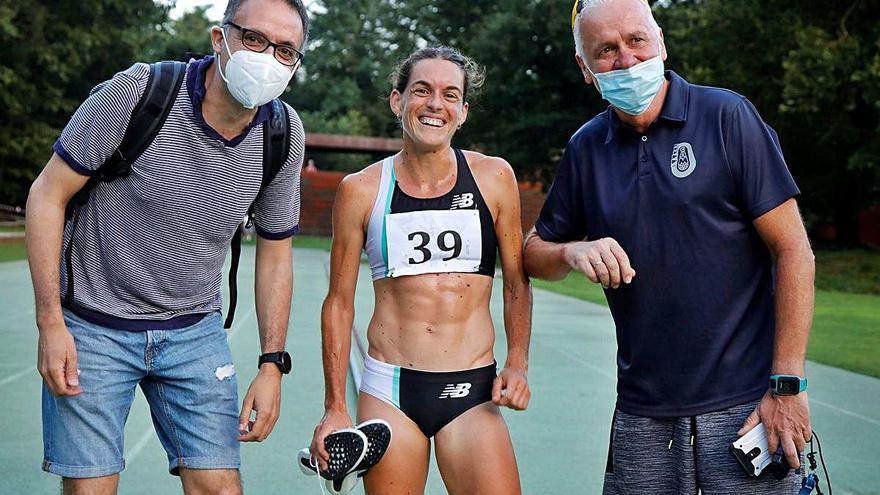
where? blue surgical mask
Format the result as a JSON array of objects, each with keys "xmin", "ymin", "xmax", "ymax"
[{"xmin": 588, "ymin": 55, "xmax": 665, "ymax": 115}]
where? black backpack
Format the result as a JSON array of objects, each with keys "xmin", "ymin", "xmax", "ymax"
[{"xmin": 63, "ymin": 60, "xmax": 291, "ymax": 329}]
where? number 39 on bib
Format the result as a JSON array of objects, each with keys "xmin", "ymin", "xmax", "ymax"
[{"xmin": 384, "ymin": 209, "xmax": 482, "ymax": 278}]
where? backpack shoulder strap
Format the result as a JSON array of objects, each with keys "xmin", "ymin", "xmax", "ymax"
[
  {"xmin": 262, "ymin": 98, "xmax": 291, "ymax": 190},
  {"xmin": 223, "ymin": 99, "xmax": 291, "ymax": 329},
  {"xmin": 112, "ymin": 61, "xmax": 187, "ymax": 173},
  {"xmin": 67, "ymin": 61, "xmax": 186, "ymax": 216},
  {"xmin": 63, "ymin": 61, "xmax": 186, "ymax": 309}
]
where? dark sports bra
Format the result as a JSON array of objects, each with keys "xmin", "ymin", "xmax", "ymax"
[{"xmin": 364, "ymin": 149, "xmax": 498, "ymax": 280}]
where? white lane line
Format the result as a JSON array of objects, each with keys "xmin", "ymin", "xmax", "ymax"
[
  {"xmin": 323, "ymin": 259, "xmax": 366, "ymax": 390},
  {"xmin": 124, "ymin": 425, "xmax": 156, "ymax": 462},
  {"xmin": 811, "ymin": 397, "xmax": 880, "ymax": 427},
  {"xmin": 536, "ymin": 339, "xmax": 617, "ymax": 381},
  {"xmin": 0, "ymin": 366, "xmax": 34, "ymax": 387},
  {"xmin": 126, "ymin": 308, "xmax": 257, "ymax": 464},
  {"xmin": 349, "ymin": 322, "xmax": 368, "ymax": 391},
  {"xmin": 544, "ymin": 340, "xmax": 880, "ymax": 429},
  {"xmin": 542, "ymin": 342, "xmax": 880, "ymax": 428},
  {"xmin": 227, "ymin": 307, "xmax": 257, "ymax": 340},
  {"xmin": 534, "ymin": 302, "xmax": 880, "ymax": 431},
  {"xmin": 349, "ymin": 345, "xmax": 363, "ymax": 391}
]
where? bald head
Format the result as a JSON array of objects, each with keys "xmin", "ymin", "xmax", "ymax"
[
  {"xmin": 573, "ymin": 0, "xmax": 660, "ymax": 61},
  {"xmin": 571, "ymin": 0, "xmax": 666, "ymax": 87}
]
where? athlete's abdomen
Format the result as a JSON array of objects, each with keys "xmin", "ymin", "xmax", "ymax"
[{"xmin": 367, "ymin": 273, "xmax": 495, "ymax": 371}]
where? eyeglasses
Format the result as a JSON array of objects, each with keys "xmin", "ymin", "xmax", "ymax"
[{"xmin": 224, "ymin": 22, "xmax": 304, "ymax": 67}]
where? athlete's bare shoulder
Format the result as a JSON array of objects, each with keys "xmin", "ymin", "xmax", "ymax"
[
  {"xmin": 461, "ymin": 150, "xmax": 512, "ymax": 172},
  {"xmin": 461, "ymin": 150, "xmax": 518, "ymax": 201},
  {"xmin": 338, "ymin": 161, "xmax": 382, "ymax": 196},
  {"xmin": 360, "ymin": 160, "xmax": 385, "ymax": 181},
  {"xmin": 335, "ymin": 161, "xmax": 385, "ymax": 225}
]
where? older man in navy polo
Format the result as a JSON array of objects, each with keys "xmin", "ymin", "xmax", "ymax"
[{"xmin": 523, "ymin": 0, "xmax": 815, "ymax": 493}]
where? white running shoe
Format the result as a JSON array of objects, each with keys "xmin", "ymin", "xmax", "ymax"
[
  {"xmin": 297, "ymin": 428, "xmax": 367, "ymax": 482},
  {"xmin": 297, "ymin": 420, "xmax": 392, "ymax": 494},
  {"xmin": 353, "ymin": 419, "xmax": 392, "ymax": 474}
]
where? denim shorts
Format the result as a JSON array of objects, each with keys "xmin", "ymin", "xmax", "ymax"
[{"xmin": 42, "ymin": 310, "xmax": 240, "ymax": 478}]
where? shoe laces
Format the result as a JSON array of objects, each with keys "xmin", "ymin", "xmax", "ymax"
[{"xmin": 309, "ymin": 453, "xmax": 327, "ymax": 495}]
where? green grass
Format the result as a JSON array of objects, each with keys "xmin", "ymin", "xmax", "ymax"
[
  {"xmin": 0, "ymin": 243, "xmax": 27, "ymax": 263},
  {"xmin": 240, "ymin": 234, "xmax": 332, "ymax": 251},
  {"xmin": 531, "ymin": 272, "xmax": 608, "ymax": 305},
  {"xmin": 4, "ymin": 233, "xmax": 877, "ymax": 377},
  {"xmin": 0, "ymin": 235, "xmax": 332, "ymax": 262},
  {"xmin": 808, "ymin": 290, "xmax": 880, "ymax": 378},
  {"xmin": 814, "ymin": 249, "xmax": 880, "ymax": 295},
  {"xmin": 531, "ymin": 272, "xmax": 880, "ymax": 378},
  {"xmin": 292, "ymin": 235, "xmax": 332, "ymax": 251}
]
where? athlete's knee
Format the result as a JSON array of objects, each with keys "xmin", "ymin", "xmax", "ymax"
[
  {"xmin": 62, "ymin": 475, "xmax": 120, "ymax": 495},
  {"xmin": 180, "ymin": 469, "xmax": 241, "ymax": 495}
]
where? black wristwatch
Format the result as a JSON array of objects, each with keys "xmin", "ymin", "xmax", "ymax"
[{"xmin": 258, "ymin": 351, "xmax": 292, "ymax": 374}]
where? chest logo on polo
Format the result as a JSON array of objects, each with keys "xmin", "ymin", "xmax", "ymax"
[
  {"xmin": 671, "ymin": 142, "xmax": 697, "ymax": 178},
  {"xmin": 439, "ymin": 382, "xmax": 472, "ymax": 399},
  {"xmin": 450, "ymin": 193, "xmax": 474, "ymax": 209}
]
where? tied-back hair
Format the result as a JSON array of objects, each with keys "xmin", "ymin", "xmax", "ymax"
[{"xmin": 390, "ymin": 46, "xmax": 485, "ymax": 101}]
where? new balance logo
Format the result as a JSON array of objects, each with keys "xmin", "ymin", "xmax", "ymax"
[
  {"xmin": 438, "ymin": 382, "xmax": 472, "ymax": 399},
  {"xmin": 450, "ymin": 193, "xmax": 474, "ymax": 209}
]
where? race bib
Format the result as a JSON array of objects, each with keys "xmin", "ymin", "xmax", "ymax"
[{"xmin": 385, "ymin": 209, "xmax": 482, "ymax": 277}]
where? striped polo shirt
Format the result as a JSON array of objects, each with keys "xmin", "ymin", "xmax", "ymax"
[{"xmin": 53, "ymin": 56, "xmax": 304, "ymax": 330}]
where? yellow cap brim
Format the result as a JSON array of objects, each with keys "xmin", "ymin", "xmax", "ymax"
[{"xmin": 573, "ymin": 0, "xmax": 651, "ymax": 31}]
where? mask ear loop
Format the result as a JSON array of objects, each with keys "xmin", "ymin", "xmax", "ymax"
[
  {"xmin": 584, "ymin": 63, "xmax": 601, "ymax": 93},
  {"xmin": 217, "ymin": 26, "xmax": 234, "ymax": 84}
]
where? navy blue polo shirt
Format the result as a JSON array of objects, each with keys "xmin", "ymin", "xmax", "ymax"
[{"xmin": 536, "ymin": 71, "xmax": 800, "ymax": 418}]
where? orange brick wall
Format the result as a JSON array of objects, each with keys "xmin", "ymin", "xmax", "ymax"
[
  {"xmin": 298, "ymin": 169, "xmax": 546, "ymax": 237},
  {"xmin": 298, "ymin": 169, "xmax": 347, "ymax": 236},
  {"xmin": 518, "ymin": 182, "xmax": 546, "ymax": 235}
]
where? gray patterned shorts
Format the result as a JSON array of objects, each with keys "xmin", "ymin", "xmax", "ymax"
[{"xmin": 602, "ymin": 399, "xmax": 804, "ymax": 495}]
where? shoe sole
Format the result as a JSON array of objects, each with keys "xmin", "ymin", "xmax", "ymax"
[
  {"xmin": 297, "ymin": 428, "xmax": 367, "ymax": 482},
  {"xmin": 354, "ymin": 419, "xmax": 392, "ymax": 472}
]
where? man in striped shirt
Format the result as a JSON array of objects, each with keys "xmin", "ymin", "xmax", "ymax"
[{"xmin": 25, "ymin": 0, "xmax": 308, "ymax": 493}]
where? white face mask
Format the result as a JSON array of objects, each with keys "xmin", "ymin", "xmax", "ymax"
[{"xmin": 217, "ymin": 28, "xmax": 296, "ymax": 109}]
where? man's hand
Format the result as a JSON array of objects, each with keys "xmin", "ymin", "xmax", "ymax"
[
  {"xmin": 37, "ymin": 324, "xmax": 82, "ymax": 396},
  {"xmin": 492, "ymin": 365, "xmax": 530, "ymax": 411},
  {"xmin": 238, "ymin": 364, "xmax": 282, "ymax": 442},
  {"xmin": 310, "ymin": 407, "xmax": 353, "ymax": 471},
  {"xmin": 738, "ymin": 390, "xmax": 811, "ymax": 469},
  {"xmin": 563, "ymin": 237, "xmax": 635, "ymax": 289}
]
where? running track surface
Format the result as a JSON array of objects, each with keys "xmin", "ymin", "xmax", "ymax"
[{"xmin": 1, "ymin": 247, "xmax": 877, "ymax": 494}]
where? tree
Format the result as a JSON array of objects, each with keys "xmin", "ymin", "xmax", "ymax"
[
  {"xmin": 454, "ymin": 0, "xmax": 600, "ymax": 182},
  {"xmin": 288, "ymin": 0, "xmax": 599, "ymax": 182},
  {"xmin": 144, "ymin": 6, "xmax": 215, "ymax": 62},
  {"xmin": 654, "ymin": 0, "xmax": 880, "ymax": 242},
  {"xmin": 0, "ymin": 0, "xmax": 170, "ymax": 206},
  {"xmin": 3, "ymin": 0, "xmax": 876, "ymax": 244},
  {"xmin": 288, "ymin": 0, "xmax": 426, "ymax": 138}
]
